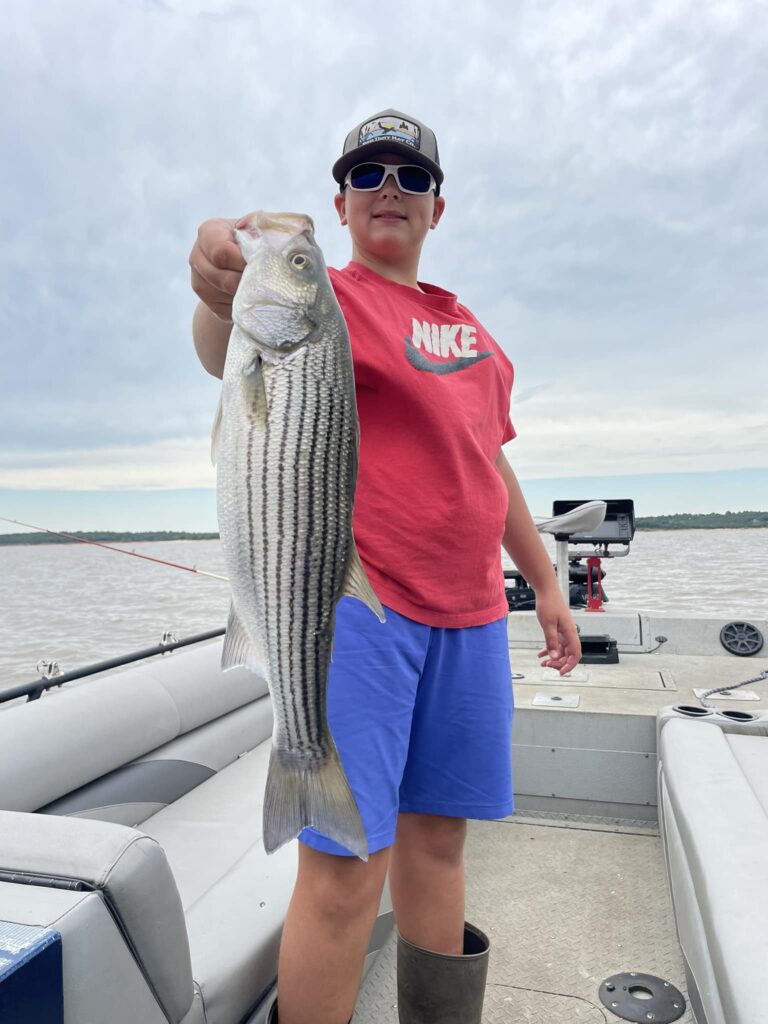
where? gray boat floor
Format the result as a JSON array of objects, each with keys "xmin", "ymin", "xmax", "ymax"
[
  {"xmin": 354, "ymin": 637, "xmax": 766, "ymax": 1021},
  {"xmin": 355, "ymin": 812, "xmax": 695, "ymax": 1023}
]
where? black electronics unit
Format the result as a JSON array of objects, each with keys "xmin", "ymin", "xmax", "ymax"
[
  {"xmin": 579, "ymin": 634, "xmax": 619, "ymax": 665},
  {"xmin": 552, "ymin": 499, "xmax": 636, "ymax": 547}
]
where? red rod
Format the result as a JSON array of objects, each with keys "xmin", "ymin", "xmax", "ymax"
[{"xmin": 0, "ymin": 516, "xmax": 229, "ymax": 582}]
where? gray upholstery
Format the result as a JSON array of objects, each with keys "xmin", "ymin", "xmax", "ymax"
[
  {"xmin": 141, "ymin": 743, "xmax": 297, "ymax": 1024},
  {"xmin": 0, "ymin": 881, "xmax": 206, "ymax": 1024},
  {"xmin": 0, "ymin": 811, "xmax": 196, "ymax": 1023},
  {"xmin": 39, "ymin": 698, "xmax": 274, "ymax": 825},
  {"xmin": 0, "ymin": 644, "xmax": 282, "ymax": 1023},
  {"xmin": 0, "ymin": 641, "xmax": 388, "ymax": 1023},
  {"xmin": 657, "ymin": 717, "xmax": 768, "ymax": 1024},
  {"xmin": 0, "ymin": 642, "xmax": 265, "ymax": 813}
]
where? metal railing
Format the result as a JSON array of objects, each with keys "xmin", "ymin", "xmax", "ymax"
[{"xmin": 0, "ymin": 628, "xmax": 226, "ymax": 705}]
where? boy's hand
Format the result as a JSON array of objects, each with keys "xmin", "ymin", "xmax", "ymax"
[
  {"xmin": 535, "ymin": 588, "xmax": 582, "ymax": 675},
  {"xmin": 189, "ymin": 216, "xmax": 250, "ymax": 322}
]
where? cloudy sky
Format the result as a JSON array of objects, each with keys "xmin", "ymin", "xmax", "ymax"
[{"xmin": 2, "ymin": 0, "xmax": 767, "ymax": 532}]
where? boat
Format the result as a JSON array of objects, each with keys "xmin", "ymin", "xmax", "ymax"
[{"xmin": 1, "ymin": 500, "xmax": 766, "ymax": 1024}]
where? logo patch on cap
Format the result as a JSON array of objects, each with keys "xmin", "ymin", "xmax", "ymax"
[{"xmin": 358, "ymin": 116, "xmax": 421, "ymax": 151}]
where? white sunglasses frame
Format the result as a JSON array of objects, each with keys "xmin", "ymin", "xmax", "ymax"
[{"xmin": 343, "ymin": 162, "xmax": 436, "ymax": 195}]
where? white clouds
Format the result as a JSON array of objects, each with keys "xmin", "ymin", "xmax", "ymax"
[
  {"xmin": 1, "ymin": 0, "xmax": 767, "ymax": 502},
  {"xmin": 0, "ymin": 439, "xmax": 215, "ymax": 490},
  {"xmin": 507, "ymin": 399, "xmax": 768, "ymax": 478}
]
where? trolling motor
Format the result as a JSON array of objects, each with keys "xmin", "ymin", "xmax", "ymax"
[
  {"xmin": 505, "ymin": 499, "xmax": 636, "ymax": 664},
  {"xmin": 505, "ymin": 499, "xmax": 629, "ymax": 612},
  {"xmin": 504, "ymin": 558, "xmax": 609, "ymax": 612},
  {"xmin": 549, "ymin": 498, "xmax": 636, "ymax": 612}
]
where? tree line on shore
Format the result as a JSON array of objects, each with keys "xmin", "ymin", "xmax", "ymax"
[{"xmin": 0, "ymin": 511, "xmax": 766, "ymax": 545}]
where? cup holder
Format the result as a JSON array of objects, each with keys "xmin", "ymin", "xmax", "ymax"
[
  {"xmin": 673, "ymin": 705, "xmax": 713, "ymax": 717},
  {"xmin": 717, "ymin": 710, "xmax": 757, "ymax": 723}
]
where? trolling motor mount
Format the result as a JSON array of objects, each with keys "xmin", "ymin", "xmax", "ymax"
[{"xmin": 599, "ymin": 972, "xmax": 686, "ymax": 1023}]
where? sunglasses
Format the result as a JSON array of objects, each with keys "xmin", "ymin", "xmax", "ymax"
[{"xmin": 344, "ymin": 162, "xmax": 436, "ymax": 195}]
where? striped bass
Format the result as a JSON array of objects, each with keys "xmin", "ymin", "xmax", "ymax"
[{"xmin": 212, "ymin": 211, "xmax": 385, "ymax": 861}]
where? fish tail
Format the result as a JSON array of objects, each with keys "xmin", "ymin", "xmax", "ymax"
[{"xmin": 262, "ymin": 744, "xmax": 369, "ymax": 861}]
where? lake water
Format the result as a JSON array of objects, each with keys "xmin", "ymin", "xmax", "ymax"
[{"xmin": 1, "ymin": 530, "xmax": 766, "ymax": 688}]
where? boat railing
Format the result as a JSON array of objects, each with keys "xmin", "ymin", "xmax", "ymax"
[{"xmin": 0, "ymin": 628, "xmax": 226, "ymax": 706}]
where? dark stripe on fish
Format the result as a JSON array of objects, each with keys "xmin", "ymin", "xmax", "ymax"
[
  {"xmin": 276, "ymin": 372, "xmax": 289, "ymax": 748},
  {"xmin": 287, "ymin": 371, "xmax": 299, "ymax": 748},
  {"xmin": 299, "ymin": 374, "xmax": 319, "ymax": 752},
  {"xmin": 246, "ymin": 419, "xmax": 256, "ymax": 616},
  {"xmin": 313, "ymin": 386, "xmax": 333, "ymax": 747}
]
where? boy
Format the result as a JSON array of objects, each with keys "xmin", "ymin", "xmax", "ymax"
[{"xmin": 190, "ymin": 109, "xmax": 580, "ymax": 1024}]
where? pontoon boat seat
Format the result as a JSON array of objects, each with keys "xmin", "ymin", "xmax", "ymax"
[
  {"xmin": 0, "ymin": 641, "xmax": 391, "ymax": 1023},
  {"xmin": 657, "ymin": 710, "xmax": 768, "ymax": 1024},
  {"xmin": 533, "ymin": 499, "xmax": 607, "ymax": 536}
]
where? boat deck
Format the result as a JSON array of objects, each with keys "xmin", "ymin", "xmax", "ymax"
[
  {"xmin": 354, "ymin": 626, "xmax": 768, "ymax": 1023},
  {"xmin": 509, "ymin": 645, "xmax": 768, "ymax": 716},
  {"xmin": 355, "ymin": 812, "xmax": 695, "ymax": 1023}
]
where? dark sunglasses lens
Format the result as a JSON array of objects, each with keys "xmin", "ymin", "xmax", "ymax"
[
  {"xmin": 349, "ymin": 164, "xmax": 386, "ymax": 190},
  {"xmin": 397, "ymin": 166, "xmax": 432, "ymax": 193}
]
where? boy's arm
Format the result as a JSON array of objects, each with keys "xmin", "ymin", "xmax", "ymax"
[
  {"xmin": 193, "ymin": 302, "xmax": 231, "ymax": 379},
  {"xmin": 495, "ymin": 449, "xmax": 581, "ymax": 675}
]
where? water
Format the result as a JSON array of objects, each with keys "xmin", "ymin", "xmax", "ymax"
[{"xmin": 1, "ymin": 530, "xmax": 766, "ymax": 688}]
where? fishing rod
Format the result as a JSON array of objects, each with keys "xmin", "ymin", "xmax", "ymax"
[{"xmin": 0, "ymin": 515, "xmax": 229, "ymax": 583}]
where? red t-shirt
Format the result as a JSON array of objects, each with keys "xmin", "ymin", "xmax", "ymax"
[{"xmin": 328, "ymin": 262, "xmax": 516, "ymax": 628}]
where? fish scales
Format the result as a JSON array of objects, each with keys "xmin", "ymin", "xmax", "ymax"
[
  {"xmin": 213, "ymin": 211, "xmax": 384, "ymax": 860},
  {"xmin": 263, "ymin": 351, "xmax": 354, "ymax": 755}
]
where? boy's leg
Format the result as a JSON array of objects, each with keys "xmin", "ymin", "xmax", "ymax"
[
  {"xmin": 389, "ymin": 811, "xmax": 466, "ymax": 954},
  {"xmin": 277, "ymin": 842, "xmax": 391, "ymax": 1024},
  {"xmin": 389, "ymin": 614, "xmax": 512, "ymax": 954}
]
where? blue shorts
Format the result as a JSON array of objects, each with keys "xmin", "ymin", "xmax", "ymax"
[{"xmin": 299, "ymin": 596, "xmax": 515, "ymax": 857}]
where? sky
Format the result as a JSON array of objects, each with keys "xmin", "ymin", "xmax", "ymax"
[{"xmin": 2, "ymin": 0, "xmax": 767, "ymax": 532}]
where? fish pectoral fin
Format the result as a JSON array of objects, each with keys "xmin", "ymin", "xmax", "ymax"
[
  {"xmin": 241, "ymin": 353, "xmax": 268, "ymax": 424},
  {"xmin": 210, "ymin": 393, "xmax": 223, "ymax": 467},
  {"xmin": 342, "ymin": 545, "xmax": 386, "ymax": 623},
  {"xmin": 221, "ymin": 602, "xmax": 269, "ymax": 677}
]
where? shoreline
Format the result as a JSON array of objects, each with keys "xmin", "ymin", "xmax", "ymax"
[{"xmin": 1, "ymin": 516, "xmax": 767, "ymax": 547}]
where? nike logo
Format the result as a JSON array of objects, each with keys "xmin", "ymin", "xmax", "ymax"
[{"xmin": 404, "ymin": 334, "xmax": 494, "ymax": 374}]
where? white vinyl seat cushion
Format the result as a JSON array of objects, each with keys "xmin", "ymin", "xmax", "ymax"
[{"xmin": 658, "ymin": 719, "xmax": 768, "ymax": 1024}]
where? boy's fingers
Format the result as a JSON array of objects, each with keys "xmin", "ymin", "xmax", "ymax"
[
  {"xmin": 204, "ymin": 238, "xmax": 246, "ymax": 274},
  {"xmin": 190, "ymin": 258, "xmax": 242, "ymax": 299},
  {"xmin": 189, "ymin": 217, "xmax": 247, "ymax": 313},
  {"xmin": 544, "ymin": 630, "xmax": 560, "ymax": 659},
  {"xmin": 193, "ymin": 230, "xmax": 245, "ymax": 280}
]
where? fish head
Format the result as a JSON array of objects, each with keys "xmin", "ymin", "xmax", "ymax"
[{"xmin": 232, "ymin": 211, "xmax": 332, "ymax": 361}]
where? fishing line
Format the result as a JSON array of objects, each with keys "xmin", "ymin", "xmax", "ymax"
[{"xmin": 0, "ymin": 515, "xmax": 229, "ymax": 582}]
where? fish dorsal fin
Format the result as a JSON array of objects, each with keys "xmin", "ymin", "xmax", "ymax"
[
  {"xmin": 211, "ymin": 392, "xmax": 223, "ymax": 466},
  {"xmin": 342, "ymin": 544, "xmax": 386, "ymax": 623},
  {"xmin": 222, "ymin": 601, "xmax": 269, "ymax": 677}
]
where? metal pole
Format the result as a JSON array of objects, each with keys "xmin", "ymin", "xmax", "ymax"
[{"xmin": 555, "ymin": 535, "xmax": 570, "ymax": 605}]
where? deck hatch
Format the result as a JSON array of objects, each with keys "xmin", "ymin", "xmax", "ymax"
[{"xmin": 536, "ymin": 668, "xmax": 674, "ymax": 690}]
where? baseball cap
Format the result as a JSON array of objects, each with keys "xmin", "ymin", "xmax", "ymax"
[{"xmin": 332, "ymin": 109, "xmax": 444, "ymax": 194}]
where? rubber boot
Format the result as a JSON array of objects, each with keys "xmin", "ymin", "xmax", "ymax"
[
  {"xmin": 396, "ymin": 922, "xmax": 490, "ymax": 1024},
  {"xmin": 266, "ymin": 998, "xmax": 352, "ymax": 1023}
]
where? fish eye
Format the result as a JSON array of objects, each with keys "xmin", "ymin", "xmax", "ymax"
[{"xmin": 290, "ymin": 253, "xmax": 310, "ymax": 270}]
